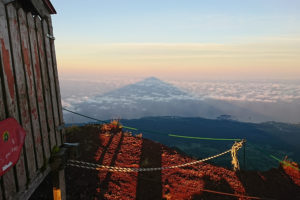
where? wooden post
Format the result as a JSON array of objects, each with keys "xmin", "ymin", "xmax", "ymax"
[{"xmin": 52, "ymin": 170, "xmax": 66, "ymax": 200}]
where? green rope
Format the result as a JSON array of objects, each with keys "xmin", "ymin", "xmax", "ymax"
[
  {"xmin": 270, "ymin": 155, "xmax": 300, "ymax": 171},
  {"xmin": 168, "ymin": 134, "xmax": 241, "ymax": 141},
  {"xmin": 63, "ymin": 107, "xmax": 242, "ymax": 141},
  {"xmin": 122, "ymin": 126, "xmax": 138, "ymax": 131}
]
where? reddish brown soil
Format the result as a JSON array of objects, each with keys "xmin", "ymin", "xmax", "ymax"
[
  {"xmin": 281, "ymin": 161, "xmax": 300, "ymax": 187},
  {"xmin": 31, "ymin": 124, "xmax": 300, "ymax": 200}
]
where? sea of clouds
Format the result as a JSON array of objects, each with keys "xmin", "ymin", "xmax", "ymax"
[
  {"xmin": 60, "ymin": 78, "xmax": 300, "ymax": 123},
  {"xmin": 170, "ymin": 80, "xmax": 300, "ymax": 103},
  {"xmin": 61, "ymin": 78, "xmax": 300, "ymax": 106}
]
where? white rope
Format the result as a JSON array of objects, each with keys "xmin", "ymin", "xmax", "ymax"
[
  {"xmin": 67, "ymin": 140, "xmax": 245, "ymax": 172},
  {"xmin": 68, "ymin": 150, "xmax": 230, "ymax": 172}
]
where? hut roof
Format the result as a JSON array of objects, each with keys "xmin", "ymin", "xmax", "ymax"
[
  {"xmin": 4, "ymin": 0, "xmax": 57, "ymax": 16},
  {"xmin": 42, "ymin": 0, "xmax": 56, "ymax": 14}
]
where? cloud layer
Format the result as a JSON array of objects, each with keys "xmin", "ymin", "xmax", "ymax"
[{"xmin": 171, "ymin": 80, "xmax": 300, "ymax": 103}]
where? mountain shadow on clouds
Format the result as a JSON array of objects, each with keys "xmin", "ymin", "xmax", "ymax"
[{"xmin": 64, "ymin": 77, "xmax": 268, "ymax": 123}]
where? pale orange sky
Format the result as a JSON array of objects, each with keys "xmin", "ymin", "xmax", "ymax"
[
  {"xmin": 51, "ymin": 0, "xmax": 300, "ymax": 81},
  {"xmin": 57, "ymin": 37, "xmax": 300, "ymax": 80}
]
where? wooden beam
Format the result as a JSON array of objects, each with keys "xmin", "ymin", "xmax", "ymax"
[
  {"xmin": 27, "ymin": 13, "xmax": 51, "ymax": 160},
  {"xmin": 42, "ymin": 19, "xmax": 61, "ymax": 146},
  {"xmin": 35, "ymin": 17, "xmax": 56, "ymax": 149},
  {"xmin": 47, "ymin": 17, "xmax": 64, "ymax": 144}
]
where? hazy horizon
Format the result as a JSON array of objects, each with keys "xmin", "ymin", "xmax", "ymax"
[{"xmin": 51, "ymin": 0, "xmax": 300, "ymax": 81}]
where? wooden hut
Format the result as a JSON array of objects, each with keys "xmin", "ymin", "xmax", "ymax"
[{"xmin": 0, "ymin": 0, "xmax": 64, "ymax": 199}]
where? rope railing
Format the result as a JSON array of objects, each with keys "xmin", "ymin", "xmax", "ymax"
[
  {"xmin": 66, "ymin": 139, "xmax": 273, "ymax": 199},
  {"xmin": 67, "ymin": 140, "xmax": 245, "ymax": 172}
]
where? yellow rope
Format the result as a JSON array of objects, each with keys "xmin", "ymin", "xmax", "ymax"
[
  {"xmin": 231, "ymin": 140, "xmax": 245, "ymax": 171},
  {"xmin": 68, "ymin": 149, "xmax": 232, "ymax": 172},
  {"xmin": 68, "ymin": 140, "xmax": 245, "ymax": 172}
]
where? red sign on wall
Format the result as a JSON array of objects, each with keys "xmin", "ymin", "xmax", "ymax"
[{"xmin": 0, "ymin": 118, "xmax": 26, "ymax": 176}]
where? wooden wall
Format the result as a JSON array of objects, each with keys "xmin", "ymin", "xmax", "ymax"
[{"xmin": 0, "ymin": 1, "xmax": 64, "ymax": 199}]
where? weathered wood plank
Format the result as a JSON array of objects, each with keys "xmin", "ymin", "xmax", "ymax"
[
  {"xmin": 35, "ymin": 17, "xmax": 56, "ymax": 150},
  {"xmin": 42, "ymin": 19, "xmax": 61, "ymax": 146},
  {"xmin": 0, "ymin": 52, "xmax": 7, "ymax": 200},
  {"xmin": 0, "ymin": 2, "xmax": 21, "ymax": 198},
  {"xmin": 18, "ymin": 8, "xmax": 44, "ymax": 170},
  {"xmin": 0, "ymin": 58, "xmax": 5, "ymax": 116},
  {"xmin": 47, "ymin": 17, "xmax": 64, "ymax": 144},
  {"xmin": 27, "ymin": 13, "xmax": 50, "ymax": 160},
  {"xmin": 0, "ymin": 0, "xmax": 18, "ymax": 139},
  {"xmin": 7, "ymin": 4, "xmax": 37, "ymax": 184}
]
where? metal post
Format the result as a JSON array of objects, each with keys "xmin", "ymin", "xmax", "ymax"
[
  {"xmin": 50, "ymin": 143, "xmax": 79, "ymax": 200},
  {"xmin": 51, "ymin": 147, "xmax": 67, "ymax": 200},
  {"xmin": 52, "ymin": 169, "xmax": 66, "ymax": 200},
  {"xmin": 243, "ymin": 140, "xmax": 246, "ymax": 170}
]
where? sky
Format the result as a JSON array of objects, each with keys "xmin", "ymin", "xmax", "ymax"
[{"xmin": 51, "ymin": 0, "xmax": 300, "ymax": 80}]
